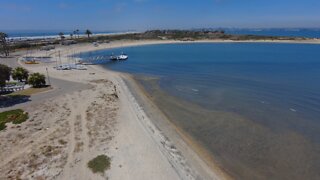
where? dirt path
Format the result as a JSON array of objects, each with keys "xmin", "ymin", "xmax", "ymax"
[{"xmin": 61, "ymin": 94, "xmax": 77, "ymax": 179}]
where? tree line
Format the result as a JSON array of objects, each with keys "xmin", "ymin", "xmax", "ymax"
[
  {"xmin": 0, "ymin": 64, "xmax": 46, "ymax": 89},
  {"xmin": 0, "ymin": 29, "xmax": 93, "ymax": 56},
  {"xmin": 58, "ymin": 29, "xmax": 92, "ymax": 40}
]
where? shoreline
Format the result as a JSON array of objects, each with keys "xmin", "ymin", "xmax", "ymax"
[
  {"xmin": 5, "ymin": 39, "xmax": 320, "ymax": 179},
  {"xmin": 122, "ymin": 73, "xmax": 232, "ymax": 179},
  {"xmin": 90, "ymin": 38, "xmax": 320, "ymax": 51},
  {"xmin": 42, "ymin": 38, "xmax": 320, "ymax": 58},
  {"xmin": 86, "ymin": 65, "xmax": 230, "ymax": 179},
  {"xmin": 12, "ymin": 39, "xmax": 232, "ymax": 179}
]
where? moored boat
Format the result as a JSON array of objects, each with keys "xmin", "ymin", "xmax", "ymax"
[
  {"xmin": 109, "ymin": 52, "xmax": 128, "ymax": 61},
  {"xmin": 117, "ymin": 53, "xmax": 128, "ymax": 60}
]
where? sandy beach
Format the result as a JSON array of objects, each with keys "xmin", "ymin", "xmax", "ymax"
[{"xmin": 1, "ymin": 38, "xmax": 320, "ymax": 180}]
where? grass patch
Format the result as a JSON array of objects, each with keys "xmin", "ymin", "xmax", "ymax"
[
  {"xmin": 9, "ymin": 86, "xmax": 52, "ymax": 96},
  {"xmin": 0, "ymin": 109, "xmax": 28, "ymax": 131},
  {"xmin": 88, "ymin": 155, "xmax": 111, "ymax": 174}
]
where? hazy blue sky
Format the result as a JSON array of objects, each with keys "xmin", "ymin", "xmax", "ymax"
[{"xmin": 0, "ymin": 0, "xmax": 319, "ymax": 31}]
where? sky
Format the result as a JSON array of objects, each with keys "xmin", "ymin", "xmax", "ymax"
[{"xmin": 0, "ymin": 0, "xmax": 320, "ymax": 31}]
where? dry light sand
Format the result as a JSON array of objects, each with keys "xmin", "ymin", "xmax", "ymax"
[{"xmin": 1, "ymin": 39, "xmax": 319, "ymax": 180}]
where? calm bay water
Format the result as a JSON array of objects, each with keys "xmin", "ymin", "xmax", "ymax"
[
  {"xmin": 80, "ymin": 43, "xmax": 320, "ymax": 179},
  {"xmin": 225, "ymin": 28, "xmax": 320, "ymax": 38}
]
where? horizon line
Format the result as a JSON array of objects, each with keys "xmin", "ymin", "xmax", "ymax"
[{"xmin": 1, "ymin": 27, "xmax": 320, "ymax": 32}]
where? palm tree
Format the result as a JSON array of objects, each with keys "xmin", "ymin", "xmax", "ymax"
[
  {"xmin": 0, "ymin": 32, "xmax": 8, "ymax": 39},
  {"xmin": 0, "ymin": 32, "xmax": 10, "ymax": 56},
  {"xmin": 70, "ymin": 33, "xmax": 74, "ymax": 39},
  {"xmin": 74, "ymin": 29, "xmax": 80, "ymax": 38},
  {"xmin": 85, "ymin": 29, "xmax": 92, "ymax": 38},
  {"xmin": 58, "ymin": 32, "xmax": 65, "ymax": 40},
  {"xmin": 0, "ymin": 32, "xmax": 8, "ymax": 40}
]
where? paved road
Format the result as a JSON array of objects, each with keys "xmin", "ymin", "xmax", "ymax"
[
  {"xmin": 1, "ymin": 51, "xmax": 91, "ymax": 112},
  {"xmin": 0, "ymin": 50, "xmax": 26, "ymax": 68},
  {"xmin": 0, "ymin": 77, "xmax": 90, "ymax": 112}
]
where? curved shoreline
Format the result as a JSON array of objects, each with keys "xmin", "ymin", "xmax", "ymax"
[
  {"xmin": 68, "ymin": 39, "xmax": 320, "ymax": 55},
  {"xmin": 15, "ymin": 39, "xmax": 320, "ymax": 179},
  {"xmin": 121, "ymin": 73, "xmax": 232, "ymax": 179},
  {"xmin": 50, "ymin": 39, "xmax": 320, "ymax": 58},
  {"xmin": 17, "ymin": 40, "xmax": 231, "ymax": 179}
]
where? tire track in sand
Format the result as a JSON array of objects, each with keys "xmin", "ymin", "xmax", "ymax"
[{"xmin": 60, "ymin": 91, "xmax": 96, "ymax": 180}]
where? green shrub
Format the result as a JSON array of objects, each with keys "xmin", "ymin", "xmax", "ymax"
[
  {"xmin": 12, "ymin": 67, "xmax": 29, "ymax": 82},
  {"xmin": 0, "ymin": 109, "xmax": 28, "ymax": 131},
  {"xmin": 88, "ymin": 155, "xmax": 111, "ymax": 174},
  {"xmin": 28, "ymin": 72, "xmax": 46, "ymax": 88}
]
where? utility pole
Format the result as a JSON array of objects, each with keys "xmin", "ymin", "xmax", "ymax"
[{"xmin": 46, "ymin": 67, "xmax": 51, "ymax": 86}]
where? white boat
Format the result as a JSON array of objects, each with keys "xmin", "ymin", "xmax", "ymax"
[
  {"xmin": 77, "ymin": 60, "xmax": 93, "ymax": 65},
  {"xmin": 117, "ymin": 53, "xmax": 128, "ymax": 60},
  {"xmin": 55, "ymin": 64, "xmax": 71, "ymax": 70},
  {"xmin": 56, "ymin": 66, "xmax": 70, "ymax": 70},
  {"xmin": 109, "ymin": 52, "xmax": 128, "ymax": 61},
  {"xmin": 75, "ymin": 64, "xmax": 87, "ymax": 70}
]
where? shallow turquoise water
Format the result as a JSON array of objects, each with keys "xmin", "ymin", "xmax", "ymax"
[{"xmin": 80, "ymin": 43, "xmax": 320, "ymax": 179}]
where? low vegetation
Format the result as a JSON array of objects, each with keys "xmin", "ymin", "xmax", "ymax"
[
  {"xmin": 3, "ymin": 29, "xmax": 310, "ymax": 53},
  {"xmin": 76, "ymin": 29, "xmax": 306, "ymax": 42},
  {"xmin": 88, "ymin": 155, "xmax": 111, "ymax": 174},
  {"xmin": 0, "ymin": 109, "xmax": 28, "ymax": 131}
]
